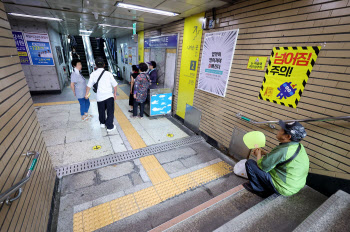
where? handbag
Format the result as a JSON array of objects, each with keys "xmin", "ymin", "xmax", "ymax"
[{"xmin": 92, "ymin": 70, "xmax": 105, "ymax": 93}]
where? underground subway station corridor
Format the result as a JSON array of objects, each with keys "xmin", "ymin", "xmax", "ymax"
[{"xmin": 1, "ymin": 0, "xmax": 350, "ymax": 231}]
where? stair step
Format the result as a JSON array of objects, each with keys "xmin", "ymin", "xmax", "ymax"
[
  {"xmin": 214, "ymin": 186, "xmax": 327, "ymax": 232},
  {"xmin": 151, "ymin": 185, "xmax": 263, "ymax": 232},
  {"xmin": 293, "ymin": 190, "xmax": 350, "ymax": 232}
]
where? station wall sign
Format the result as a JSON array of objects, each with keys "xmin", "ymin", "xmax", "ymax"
[
  {"xmin": 144, "ymin": 35, "xmax": 178, "ymax": 48},
  {"xmin": 12, "ymin": 31, "xmax": 31, "ymax": 65},
  {"xmin": 259, "ymin": 46, "xmax": 321, "ymax": 108},
  {"xmin": 247, "ymin": 56, "xmax": 268, "ymax": 71}
]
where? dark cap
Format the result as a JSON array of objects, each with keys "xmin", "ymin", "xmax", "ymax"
[
  {"xmin": 279, "ymin": 120, "xmax": 307, "ymax": 141},
  {"xmin": 95, "ymin": 57, "xmax": 104, "ymax": 66},
  {"xmin": 147, "ymin": 61, "xmax": 156, "ymax": 68}
]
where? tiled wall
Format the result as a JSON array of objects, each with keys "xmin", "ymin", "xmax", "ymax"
[
  {"xmin": 192, "ymin": 0, "xmax": 350, "ymax": 180},
  {"xmin": 0, "ymin": 2, "xmax": 56, "ymax": 231}
]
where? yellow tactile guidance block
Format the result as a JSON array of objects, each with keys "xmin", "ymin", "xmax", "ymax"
[
  {"xmin": 154, "ymin": 180, "xmax": 182, "ymax": 201},
  {"xmin": 110, "ymin": 194, "xmax": 139, "ymax": 220},
  {"xmin": 147, "ymin": 167, "xmax": 171, "ymax": 185},
  {"xmin": 73, "ymin": 161, "xmax": 233, "ymax": 232},
  {"xmin": 116, "ymin": 87, "xmax": 129, "ymax": 100},
  {"xmin": 172, "ymin": 174, "xmax": 199, "ymax": 193},
  {"xmin": 133, "ymin": 186, "xmax": 162, "ymax": 210},
  {"xmin": 140, "ymin": 155, "xmax": 162, "ymax": 172},
  {"xmin": 82, "ymin": 202, "xmax": 113, "ymax": 232},
  {"xmin": 114, "ymin": 102, "xmax": 147, "ymax": 149}
]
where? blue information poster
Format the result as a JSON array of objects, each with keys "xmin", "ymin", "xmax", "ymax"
[
  {"xmin": 24, "ymin": 32, "xmax": 54, "ymax": 66},
  {"xmin": 12, "ymin": 31, "xmax": 31, "ymax": 65},
  {"xmin": 150, "ymin": 93, "xmax": 172, "ymax": 116}
]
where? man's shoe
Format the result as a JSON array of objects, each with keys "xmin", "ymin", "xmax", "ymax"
[
  {"xmin": 107, "ymin": 125, "xmax": 116, "ymax": 132},
  {"xmin": 100, "ymin": 124, "xmax": 106, "ymax": 128},
  {"xmin": 243, "ymin": 182, "xmax": 271, "ymax": 198}
]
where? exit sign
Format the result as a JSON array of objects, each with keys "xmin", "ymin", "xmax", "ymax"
[{"xmin": 133, "ymin": 23, "xmax": 136, "ymax": 34}]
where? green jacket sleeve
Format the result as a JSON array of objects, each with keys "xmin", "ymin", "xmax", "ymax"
[{"xmin": 257, "ymin": 146, "xmax": 285, "ymax": 172}]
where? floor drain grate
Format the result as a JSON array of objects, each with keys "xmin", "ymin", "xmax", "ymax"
[{"xmin": 55, "ymin": 135, "xmax": 205, "ymax": 178}]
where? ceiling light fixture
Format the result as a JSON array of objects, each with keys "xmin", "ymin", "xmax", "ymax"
[
  {"xmin": 116, "ymin": 3, "xmax": 178, "ymax": 16},
  {"xmin": 8, "ymin": 13, "xmax": 63, "ymax": 21},
  {"xmin": 99, "ymin": 24, "xmax": 133, "ymax": 29},
  {"xmin": 79, "ymin": 30, "xmax": 93, "ymax": 33}
]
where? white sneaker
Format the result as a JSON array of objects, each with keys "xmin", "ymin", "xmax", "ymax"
[
  {"xmin": 100, "ymin": 124, "xmax": 106, "ymax": 128},
  {"xmin": 107, "ymin": 125, "xmax": 116, "ymax": 132}
]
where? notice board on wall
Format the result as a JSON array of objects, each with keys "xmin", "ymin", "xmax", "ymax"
[
  {"xmin": 12, "ymin": 31, "xmax": 31, "ymax": 65},
  {"xmin": 259, "ymin": 46, "xmax": 321, "ymax": 108},
  {"xmin": 24, "ymin": 32, "xmax": 55, "ymax": 66},
  {"xmin": 197, "ymin": 29, "xmax": 239, "ymax": 97}
]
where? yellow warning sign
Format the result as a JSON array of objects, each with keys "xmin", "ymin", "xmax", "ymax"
[
  {"xmin": 93, "ymin": 145, "xmax": 101, "ymax": 150},
  {"xmin": 259, "ymin": 46, "xmax": 321, "ymax": 108},
  {"xmin": 167, "ymin": 134, "xmax": 174, "ymax": 138},
  {"xmin": 247, "ymin": 56, "xmax": 268, "ymax": 70}
]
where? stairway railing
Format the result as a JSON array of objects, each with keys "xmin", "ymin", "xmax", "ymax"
[
  {"xmin": 0, "ymin": 151, "xmax": 40, "ymax": 206},
  {"xmin": 236, "ymin": 113, "xmax": 350, "ymax": 129}
]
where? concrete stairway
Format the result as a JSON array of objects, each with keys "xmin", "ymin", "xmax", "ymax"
[
  {"xmin": 153, "ymin": 185, "xmax": 329, "ymax": 232},
  {"xmin": 293, "ymin": 190, "xmax": 350, "ymax": 232}
]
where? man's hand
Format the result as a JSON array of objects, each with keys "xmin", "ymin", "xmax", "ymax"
[
  {"xmin": 253, "ymin": 148, "xmax": 262, "ymax": 156},
  {"xmin": 84, "ymin": 94, "xmax": 89, "ymax": 99},
  {"xmin": 114, "ymin": 94, "xmax": 117, "ymax": 100}
]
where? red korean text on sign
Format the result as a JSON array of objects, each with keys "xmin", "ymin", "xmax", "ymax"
[{"xmin": 274, "ymin": 52, "xmax": 312, "ymax": 66}]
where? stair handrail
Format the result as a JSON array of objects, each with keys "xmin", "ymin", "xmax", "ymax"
[
  {"xmin": 236, "ymin": 113, "xmax": 350, "ymax": 129},
  {"xmin": 0, "ymin": 151, "xmax": 40, "ymax": 206}
]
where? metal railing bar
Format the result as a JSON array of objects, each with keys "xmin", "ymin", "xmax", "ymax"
[
  {"xmin": 236, "ymin": 113, "xmax": 350, "ymax": 129},
  {"xmin": 0, "ymin": 151, "xmax": 40, "ymax": 205}
]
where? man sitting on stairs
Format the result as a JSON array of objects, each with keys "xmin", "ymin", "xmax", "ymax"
[{"xmin": 244, "ymin": 120, "xmax": 309, "ymax": 198}]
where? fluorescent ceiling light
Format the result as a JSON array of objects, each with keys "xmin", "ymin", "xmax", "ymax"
[
  {"xmin": 99, "ymin": 24, "xmax": 133, "ymax": 29},
  {"xmin": 116, "ymin": 3, "xmax": 178, "ymax": 16},
  {"xmin": 80, "ymin": 30, "xmax": 93, "ymax": 33},
  {"xmin": 8, "ymin": 13, "xmax": 62, "ymax": 21}
]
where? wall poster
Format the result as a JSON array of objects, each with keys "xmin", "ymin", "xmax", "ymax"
[
  {"xmin": 12, "ymin": 31, "xmax": 31, "ymax": 65},
  {"xmin": 24, "ymin": 32, "xmax": 54, "ymax": 66},
  {"xmin": 259, "ymin": 46, "xmax": 321, "ymax": 108},
  {"xmin": 197, "ymin": 29, "xmax": 239, "ymax": 97}
]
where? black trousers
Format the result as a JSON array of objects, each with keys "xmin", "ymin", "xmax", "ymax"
[
  {"xmin": 133, "ymin": 101, "xmax": 145, "ymax": 117},
  {"xmin": 97, "ymin": 97, "xmax": 114, "ymax": 129}
]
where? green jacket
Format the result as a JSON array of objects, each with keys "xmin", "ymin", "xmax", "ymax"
[{"xmin": 257, "ymin": 142, "xmax": 309, "ymax": 196}]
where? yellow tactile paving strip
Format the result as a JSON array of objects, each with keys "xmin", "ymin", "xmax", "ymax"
[
  {"xmin": 73, "ymin": 160, "xmax": 234, "ymax": 232},
  {"xmin": 115, "ymin": 86, "xmax": 129, "ymax": 100},
  {"xmin": 114, "ymin": 102, "xmax": 147, "ymax": 149}
]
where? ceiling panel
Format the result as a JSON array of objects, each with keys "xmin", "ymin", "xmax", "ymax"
[
  {"xmin": 3, "ymin": 0, "xmax": 229, "ymax": 37},
  {"xmin": 2, "ymin": 0, "xmax": 50, "ymax": 7},
  {"xmin": 156, "ymin": 0, "xmax": 196, "ymax": 13}
]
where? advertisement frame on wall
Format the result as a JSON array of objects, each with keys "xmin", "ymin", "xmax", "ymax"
[
  {"xmin": 12, "ymin": 31, "xmax": 31, "ymax": 65},
  {"xmin": 24, "ymin": 32, "xmax": 55, "ymax": 66},
  {"xmin": 197, "ymin": 29, "xmax": 239, "ymax": 98}
]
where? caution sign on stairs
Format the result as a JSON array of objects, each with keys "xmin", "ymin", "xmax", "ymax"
[{"xmin": 259, "ymin": 46, "xmax": 321, "ymax": 108}]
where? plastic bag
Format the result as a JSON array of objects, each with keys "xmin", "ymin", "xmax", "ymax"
[{"xmin": 234, "ymin": 159, "xmax": 248, "ymax": 179}]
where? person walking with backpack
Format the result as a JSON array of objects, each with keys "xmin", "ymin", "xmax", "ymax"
[
  {"xmin": 244, "ymin": 120, "xmax": 309, "ymax": 198},
  {"xmin": 85, "ymin": 57, "xmax": 118, "ymax": 132}
]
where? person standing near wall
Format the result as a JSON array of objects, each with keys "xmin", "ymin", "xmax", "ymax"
[
  {"xmin": 147, "ymin": 61, "xmax": 157, "ymax": 88},
  {"xmin": 128, "ymin": 65, "xmax": 139, "ymax": 113},
  {"xmin": 85, "ymin": 57, "xmax": 118, "ymax": 132},
  {"xmin": 70, "ymin": 59, "xmax": 91, "ymax": 121},
  {"xmin": 133, "ymin": 63, "xmax": 150, "ymax": 118}
]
